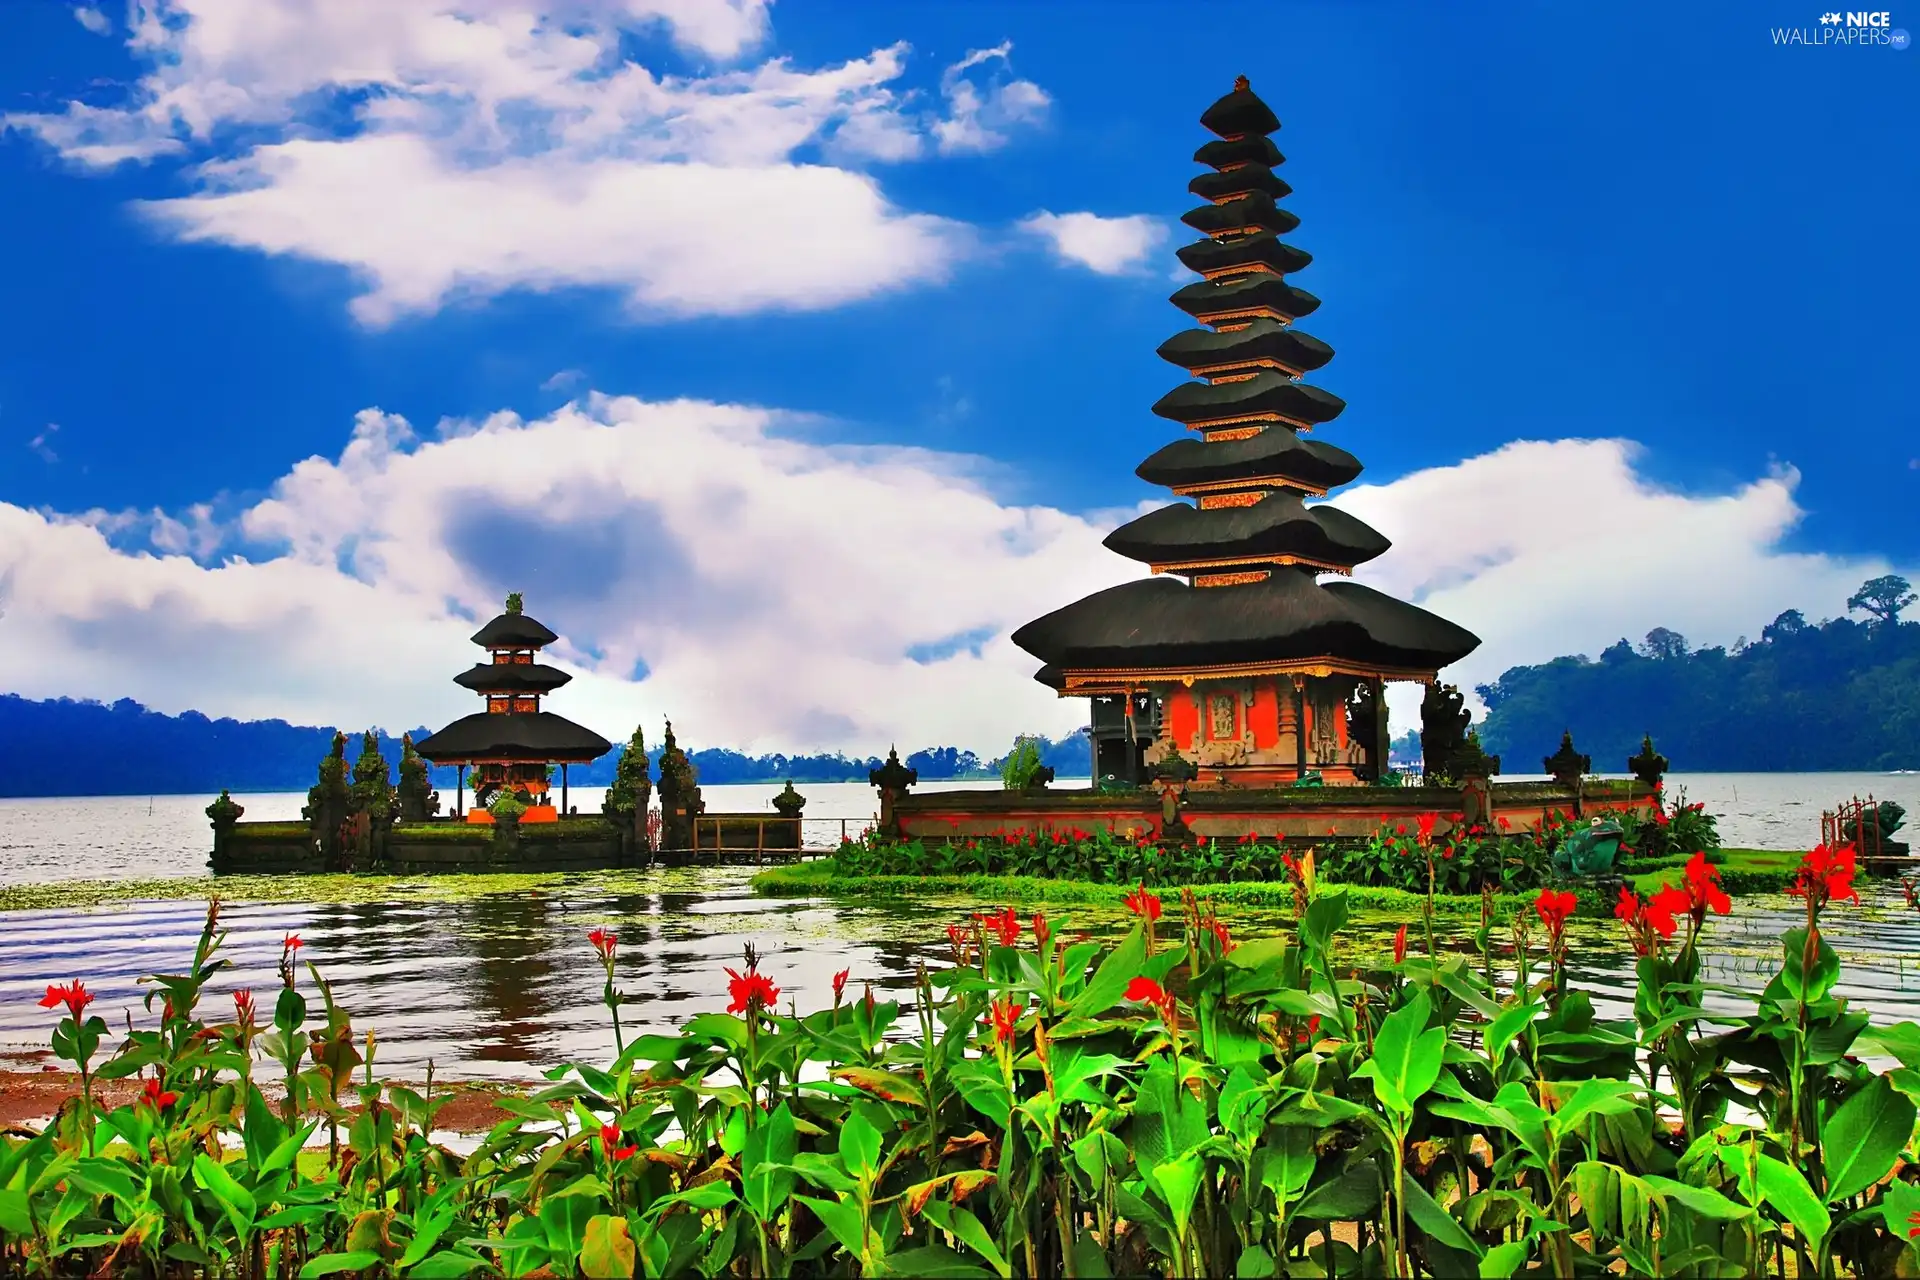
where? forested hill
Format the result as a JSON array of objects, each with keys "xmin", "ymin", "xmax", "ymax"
[
  {"xmin": 1477, "ymin": 597, "xmax": 1920, "ymax": 772},
  {"xmin": 0, "ymin": 693, "xmax": 1091, "ymax": 798}
]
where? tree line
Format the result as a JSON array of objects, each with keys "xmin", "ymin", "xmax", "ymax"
[
  {"xmin": 0, "ymin": 693, "xmax": 1093, "ymax": 798},
  {"xmin": 1476, "ymin": 575, "xmax": 1920, "ymax": 771}
]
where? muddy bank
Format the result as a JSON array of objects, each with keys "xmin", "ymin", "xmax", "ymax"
[{"xmin": 0, "ymin": 1064, "xmax": 532, "ymax": 1134}]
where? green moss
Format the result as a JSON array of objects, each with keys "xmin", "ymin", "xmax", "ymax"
[
  {"xmin": 0, "ymin": 871, "xmax": 600, "ymax": 913},
  {"xmin": 233, "ymin": 822, "xmax": 311, "ymax": 837},
  {"xmin": 390, "ymin": 824, "xmax": 495, "ymax": 842}
]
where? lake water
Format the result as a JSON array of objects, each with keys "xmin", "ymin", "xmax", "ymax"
[{"xmin": 1, "ymin": 772, "xmax": 1915, "ymax": 1079}]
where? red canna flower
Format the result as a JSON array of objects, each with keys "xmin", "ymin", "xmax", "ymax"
[
  {"xmin": 1415, "ymin": 813, "xmax": 1439, "ymax": 845},
  {"xmin": 283, "ymin": 934, "xmax": 305, "ymax": 953},
  {"xmin": 1205, "ymin": 917, "xmax": 1235, "ymax": 954},
  {"xmin": 1681, "ymin": 851, "xmax": 1732, "ymax": 923},
  {"xmin": 832, "ymin": 968, "xmax": 849, "ymax": 1007},
  {"xmin": 986, "ymin": 996, "xmax": 1023, "ymax": 1047},
  {"xmin": 588, "ymin": 927, "xmax": 618, "ymax": 962},
  {"xmin": 600, "ymin": 1122, "xmax": 638, "ymax": 1162},
  {"xmin": 1125, "ymin": 975, "xmax": 1178, "ymax": 1029},
  {"xmin": 1647, "ymin": 884, "xmax": 1689, "ymax": 937},
  {"xmin": 1031, "ymin": 912, "xmax": 1051, "ymax": 952},
  {"xmin": 1534, "ymin": 888, "xmax": 1578, "ymax": 936},
  {"xmin": 1122, "ymin": 884, "xmax": 1163, "ymax": 922},
  {"xmin": 140, "ymin": 1076, "xmax": 179, "ymax": 1111},
  {"xmin": 982, "ymin": 906, "xmax": 1021, "ymax": 947},
  {"xmin": 1788, "ymin": 843, "xmax": 1859, "ymax": 912},
  {"xmin": 724, "ymin": 965, "xmax": 781, "ymax": 1016},
  {"xmin": 1395, "ymin": 824, "xmax": 1407, "ymax": 836},
  {"xmin": 1392, "ymin": 924, "xmax": 1408, "ymax": 965},
  {"xmin": 1615, "ymin": 885, "xmax": 1684, "ymax": 956},
  {"xmin": 39, "ymin": 981, "xmax": 93, "ymax": 1021},
  {"xmin": 1907, "ymin": 1208, "xmax": 1920, "ymax": 1240},
  {"xmin": 233, "ymin": 988, "xmax": 256, "ymax": 1030}
]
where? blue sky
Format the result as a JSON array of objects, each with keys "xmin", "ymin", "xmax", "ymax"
[{"xmin": 0, "ymin": 0, "xmax": 1914, "ymax": 754}]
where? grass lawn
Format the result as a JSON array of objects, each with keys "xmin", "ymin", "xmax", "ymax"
[
  {"xmin": 755, "ymin": 849, "xmax": 1814, "ymax": 918},
  {"xmin": 1625, "ymin": 848, "xmax": 1801, "ymax": 896}
]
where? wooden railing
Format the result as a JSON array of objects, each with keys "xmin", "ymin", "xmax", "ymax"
[{"xmin": 684, "ymin": 815, "xmax": 873, "ymax": 861}]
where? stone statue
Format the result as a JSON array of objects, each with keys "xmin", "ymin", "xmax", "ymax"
[
  {"xmin": 604, "ymin": 723, "xmax": 655, "ymax": 862},
  {"xmin": 1420, "ymin": 683, "xmax": 1474, "ymax": 780},
  {"xmin": 395, "ymin": 733, "xmax": 441, "ymax": 822},
  {"xmin": 656, "ymin": 720, "xmax": 703, "ymax": 861},
  {"xmin": 1553, "ymin": 817, "xmax": 1625, "ymax": 878},
  {"xmin": 303, "ymin": 732, "xmax": 351, "ymax": 869}
]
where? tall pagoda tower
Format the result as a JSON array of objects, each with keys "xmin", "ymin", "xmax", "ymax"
[
  {"xmin": 1011, "ymin": 77, "xmax": 1480, "ymax": 788},
  {"xmin": 415, "ymin": 593, "xmax": 612, "ymax": 821}
]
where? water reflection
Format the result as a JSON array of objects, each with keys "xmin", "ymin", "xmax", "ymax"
[{"xmin": 2, "ymin": 868, "xmax": 1917, "ymax": 1081}]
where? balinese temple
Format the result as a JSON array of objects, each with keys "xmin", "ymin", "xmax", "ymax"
[
  {"xmin": 1012, "ymin": 78, "xmax": 1480, "ymax": 788},
  {"xmin": 415, "ymin": 594, "xmax": 612, "ymax": 822}
]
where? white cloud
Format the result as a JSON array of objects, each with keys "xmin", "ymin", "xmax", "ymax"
[
  {"xmin": 1020, "ymin": 211, "xmax": 1168, "ymax": 275},
  {"xmin": 144, "ymin": 136, "xmax": 966, "ymax": 325},
  {"xmin": 26, "ymin": 425, "xmax": 59, "ymax": 464},
  {"xmin": 931, "ymin": 42, "xmax": 1050, "ymax": 155},
  {"xmin": 72, "ymin": 5, "xmax": 112, "ymax": 36},
  {"xmin": 1334, "ymin": 437, "xmax": 1912, "ymax": 731},
  {"xmin": 0, "ymin": 407, "xmax": 1906, "ymax": 755},
  {"xmin": 5, "ymin": 2, "xmax": 1049, "ymax": 323},
  {"xmin": 0, "ymin": 396, "xmax": 1127, "ymax": 752}
]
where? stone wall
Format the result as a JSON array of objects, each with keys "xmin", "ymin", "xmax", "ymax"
[
  {"xmin": 210, "ymin": 815, "xmax": 634, "ymax": 874},
  {"xmin": 892, "ymin": 780, "xmax": 1659, "ymax": 845}
]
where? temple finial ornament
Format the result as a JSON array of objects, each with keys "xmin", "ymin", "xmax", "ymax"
[
  {"xmin": 505, "ymin": 591, "xmax": 523, "ymax": 614},
  {"xmin": 1544, "ymin": 730, "xmax": 1591, "ymax": 787},
  {"xmin": 1234, "ymin": 74, "xmax": 1250, "ymax": 92},
  {"xmin": 1628, "ymin": 734, "xmax": 1669, "ymax": 786}
]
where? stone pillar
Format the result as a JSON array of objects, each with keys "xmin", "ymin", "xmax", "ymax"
[
  {"xmin": 869, "ymin": 748, "xmax": 918, "ymax": 839},
  {"xmin": 207, "ymin": 790, "xmax": 244, "ymax": 871},
  {"xmin": 1291, "ymin": 675, "xmax": 1308, "ymax": 779},
  {"xmin": 1151, "ymin": 746, "xmax": 1200, "ymax": 845},
  {"xmin": 1452, "ymin": 732, "xmax": 1502, "ymax": 827},
  {"xmin": 772, "ymin": 780, "xmax": 806, "ymax": 850},
  {"xmin": 1373, "ymin": 677, "xmax": 1392, "ymax": 782}
]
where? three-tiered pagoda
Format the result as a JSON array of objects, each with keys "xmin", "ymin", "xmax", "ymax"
[
  {"xmin": 1012, "ymin": 77, "xmax": 1480, "ymax": 788},
  {"xmin": 415, "ymin": 593, "xmax": 612, "ymax": 821}
]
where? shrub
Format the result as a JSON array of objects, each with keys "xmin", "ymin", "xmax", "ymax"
[{"xmin": 9, "ymin": 846, "xmax": 1912, "ymax": 1279}]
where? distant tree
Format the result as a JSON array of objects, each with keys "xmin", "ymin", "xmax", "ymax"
[
  {"xmin": 1762, "ymin": 609, "xmax": 1808, "ymax": 642},
  {"xmin": 1848, "ymin": 574, "xmax": 1916, "ymax": 628},
  {"xmin": 906, "ymin": 746, "xmax": 985, "ymax": 778},
  {"xmin": 1640, "ymin": 628, "xmax": 1689, "ymax": 660},
  {"xmin": 1600, "ymin": 638, "xmax": 1636, "ymax": 664},
  {"xmin": 1000, "ymin": 737, "xmax": 1045, "ymax": 790}
]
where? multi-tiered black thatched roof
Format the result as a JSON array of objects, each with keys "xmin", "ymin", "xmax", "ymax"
[{"xmin": 1013, "ymin": 77, "xmax": 1479, "ymax": 689}]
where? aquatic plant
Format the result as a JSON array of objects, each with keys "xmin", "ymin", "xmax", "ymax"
[{"xmin": 7, "ymin": 844, "xmax": 1920, "ymax": 1277}]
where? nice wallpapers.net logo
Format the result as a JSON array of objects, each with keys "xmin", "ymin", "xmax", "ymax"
[{"xmin": 1772, "ymin": 9, "xmax": 1911, "ymax": 46}]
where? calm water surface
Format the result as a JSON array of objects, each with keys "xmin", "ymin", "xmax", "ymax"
[{"xmin": 1, "ymin": 773, "xmax": 1916, "ymax": 1079}]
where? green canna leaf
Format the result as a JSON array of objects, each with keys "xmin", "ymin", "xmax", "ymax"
[{"xmin": 1822, "ymin": 1074, "xmax": 1917, "ymax": 1203}]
